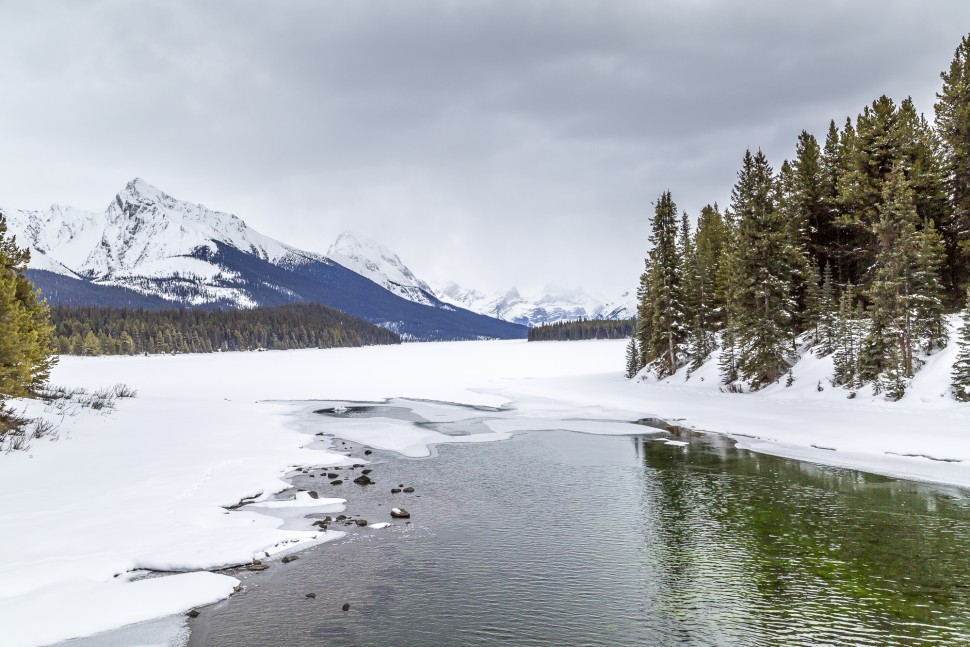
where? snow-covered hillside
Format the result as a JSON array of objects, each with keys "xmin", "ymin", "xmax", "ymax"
[
  {"xmin": 435, "ymin": 282, "xmax": 636, "ymax": 326},
  {"xmin": 4, "ymin": 179, "xmax": 305, "ymax": 307},
  {"xmin": 326, "ymin": 231, "xmax": 440, "ymax": 307}
]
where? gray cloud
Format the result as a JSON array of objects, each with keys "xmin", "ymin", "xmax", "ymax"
[{"xmin": 1, "ymin": 0, "xmax": 967, "ymax": 296}]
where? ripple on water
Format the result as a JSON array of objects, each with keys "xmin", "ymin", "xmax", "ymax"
[{"xmin": 191, "ymin": 403, "xmax": 970, "ymax": 647}]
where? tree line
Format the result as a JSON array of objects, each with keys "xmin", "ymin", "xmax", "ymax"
[
  {"xmin": 528, "ymin": 318, "xmax": 636, "ymax": 341},
  {"xmin": 51, "ymin": 303, "xmax": 401, "ymax": 356},
  {"xmin": 630, "ymin": 34, "xmax": 970, "ymax": 402}
]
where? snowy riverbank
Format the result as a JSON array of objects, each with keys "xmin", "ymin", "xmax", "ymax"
[{"xmin": 1, "ymin": 338, "xmax": 968, "ymax": 646}]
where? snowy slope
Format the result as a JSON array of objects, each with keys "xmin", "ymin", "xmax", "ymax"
[
  {"xmin": 317, "ymin": 229, "xmax": 636, "ymax": 326},
  {"xmin": 2, "ymin": 180, "xmax": 526, "ymax": 340},
  {"xmin": 3, "ymin": 179, "xmax": 303, "ymax": 307},
  {"xmin": 326, "ymin": 231, "xmax": 440, "ymax": 307},
  {"xmin": 86, "ymin": 178, "xmax": 296, "ymax": 279},
  {"xmin": 3, "ymin": 205, "xmax": 107, "ymax": 279},
  {"xmin": 434, "ymin": 282, "xmax": 636, "ymax": 327}
]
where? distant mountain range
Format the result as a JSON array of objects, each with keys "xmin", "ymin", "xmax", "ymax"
[
  {"xmin": 433, "ymin": 283, "xmax": 635, "ymax": 328},
  {"xmin": 1, "ymin": 179, "xmax": 633, "ymax": 339}
]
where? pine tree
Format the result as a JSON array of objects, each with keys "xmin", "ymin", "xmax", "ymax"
[
  {"xmin": 82, "ymin": 330, "xmax": 102, "ymax": 356},
  {"xmin": 718, "ymin": 326, "xmax": 739, "ymax": 386},
  {"xmin": 625, "ymin": 337, "xmax": 641, "ymax": 379},
  {"xmin": 936, "ymin": 34, "xmax": 970, "ymax": 294},
  {"xmin": 832, "ymin": 285, "xmax": 861, "ymax": 388},
  {"xmin": 640, "ymin": 191, "xmax": 687, "ymax": 377},
  {"xmin": 0, "ymin": 215, "xmax": 55, "ymax": 407},
  {"xmin": 687, "ymin": 204, "xmax": 726, "ymax": 368},
  {"xmin": 776, "ymin": 158, "xmax": 821, "ymax": 352},
  {"xmin": 722, "ymin": 150, "xmax": 797, "ymax": 389},
  {"xmin": 793, "ymin": 130, "xmax": 831, "ymax": 270},
  {"xmin": 635, "ymin": 259, "xmax": 654, "ymax": 370},
  {"xmin": 815, "ymin": 263, "xmax": 837, "ymax": 355},
  {"xmin": 860, "ymin": 168, "xmax": 947, "ymax": 391},
  {"xmin": 821, "ymin": 120, "xmax": 851, "ymax": 283},
  {"xmin": 678, "ymin": 210, "xmax": 701, "ymax": 367},
  {"xmin": 952, "ymin": 287, "xmax": 970, "ymax": 401}
]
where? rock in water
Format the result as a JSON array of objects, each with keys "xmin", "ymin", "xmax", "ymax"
[
  {"xmin": 353, "ymin": 474, "xmax": 373, "ymax": 486},
  {"xmin": 342, "ymin": 602, "xmax": 351, "ymax": 612},
  {"xmin": 390, "ymin": 507, "xmax": 410, "ymax": 519}
]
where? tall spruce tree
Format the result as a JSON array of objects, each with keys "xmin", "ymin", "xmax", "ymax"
[
  {"xmin": 625, "ymin": 337, "xmax": 642, "ymax": 379},
  {"xmin": 635, "ymin": 259, "xmax": 654, "ymax": 370},
  {"xmin": 936, "ymin": 34, "xmax": 970, "ymax": 293},
  {"xmin": 832, "ymin": 284, "xmax": 863, "ymax": 389},
  {"xmin": 776, "ymin": 158, "xmax": 821, "ymax": 352},
  {"xmin": 0, "ymin": 215, "xmax": 55, "ymax": 410},
  {"xmin": 723, "ymin": 150, "xmax": 798, "ymax": 389},
  {"xmin": 816, "ymin": 262, "xmax": 837, "ymax": 356},
  {"xmin": 821, "ymin": 120, "xmax": 851, "ymax": 283},
  {"xmin": 639, "ymin": 191, "xmax": 687, "ymax": 377},
  {"xmin": 792, "ymin": 131, "xmax": 831, "ymax": 270},
  {"xmin": 860, "ymin": 169, "xmax": 946, "ymax": 389},
  {"xmin": 687, "ymin": 204, "xmax": 726, "ymax": 368},
  {"xmin": 952, "ymin": 287, "xmax": 970, "ymax": 401}
]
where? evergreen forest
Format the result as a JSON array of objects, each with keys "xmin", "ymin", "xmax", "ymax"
[
  {"xmin": 528, "ymin": 318, "xmax": 635, "ymax": 341},
  {"xmin": 50, "ymin": 303, "xmax": 401, "ymax": 356},
  {"xmin": 631, "ymin": 34, "xmax": 970, "ymax": 401}
]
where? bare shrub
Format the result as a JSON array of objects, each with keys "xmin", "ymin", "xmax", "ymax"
[{"xmin": 111, "ymin": 383, "xmax": 137, "ymax": 398}]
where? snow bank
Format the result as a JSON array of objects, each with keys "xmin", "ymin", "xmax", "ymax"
[
  {"xmin": 3, "ymin": 572, "xmax": 238, "ymax": 647},
  {"xmin": 1, "ymin": 334, "xmax": 968, "ymax": 646}
]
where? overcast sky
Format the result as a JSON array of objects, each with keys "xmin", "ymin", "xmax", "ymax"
[{"xmin": 1, "ymin": 1, "xmax": 968, "ymax": 298}]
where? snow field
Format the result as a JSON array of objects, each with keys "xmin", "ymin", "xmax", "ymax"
[{"xmin": 0, "ymin": 335, "xmax": 968, "ymax": 646}]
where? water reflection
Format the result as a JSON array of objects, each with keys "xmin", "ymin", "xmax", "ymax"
[{"xmin": 639, "ymin": 435, "xmax": 970, "ymax": 645}]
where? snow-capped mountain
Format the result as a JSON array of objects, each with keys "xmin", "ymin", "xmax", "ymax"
[
  {"xmin": 2, "ymin": 179, "xmax": 525, "ymax": 341},
  {"xmin": 434, "ymin": 282, "xmax": 636, "ymax": 327},
  {"xmin": 317, "ymin": 230, "xmax": 636, "ymax": 327},
  {"xmin": 326, "ymin": 231, "xmax": 440, "ymax": 307},
  {"xmin": 6, "ymin": 179, "xmax": 310, "ymax": 307}
]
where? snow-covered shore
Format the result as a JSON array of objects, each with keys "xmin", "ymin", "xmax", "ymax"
[{"xmin": 1, "ymin": 336, "xmax": 968, "ymax": 646}]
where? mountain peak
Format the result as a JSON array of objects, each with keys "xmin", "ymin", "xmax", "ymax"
[
  {"xmin": 330, "ymin": 230, "xmax": 387, "ymax": 258},
  {"xmin": 119, "ymin": 178, "xmax": 168, "ymax": 203},
  {"xmin": 326, "ymin": 230, "xmax": 438, "ymax": 307}
]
